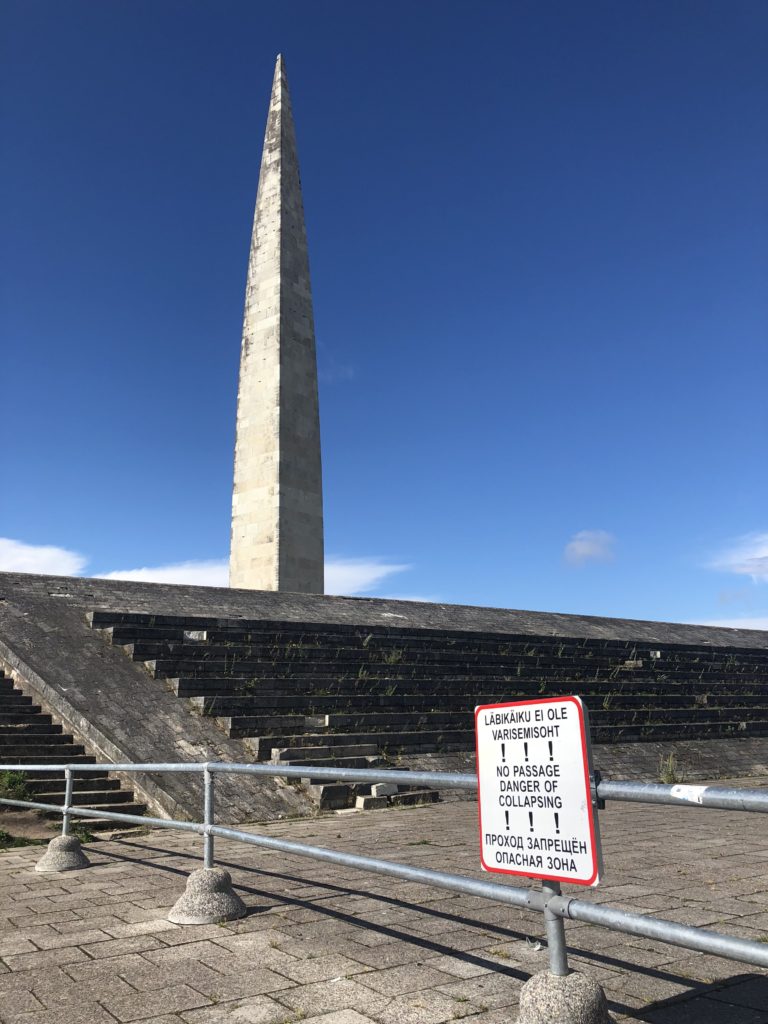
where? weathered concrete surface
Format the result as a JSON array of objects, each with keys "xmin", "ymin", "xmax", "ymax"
[
  {"xmin": 0, "ymin": 778, "xmax": 766, "ymax": 1023},
  {"xmin": 2, "ymin": 572, "xmax": 768, "ymax": 823},
  {"xmin": 0, "ymin": 573, "xmax": 315, "ymax": 823},
  {"xmin": 230, "ymin": 54, "xmax": 324, "ymax": 594},
  {"xmin": 34, "ymin": 837, "xmax": 90, "ymax": 874},
  {"xmin": 403, "ymin": 733, "xmax": 768, "ymax": 789},
  {"xmin": 167, "ymin": 868, "xmax": 246, "ymax": 925},
  {"xmin": 3, "ymin": 572, "xmax": 766, "ymax": 647}
]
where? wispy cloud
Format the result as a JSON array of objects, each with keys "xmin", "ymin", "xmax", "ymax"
[
  {"xmin": 0, "ymin": 538, "xmax": 412, "ymax": 597},
  {"xmin": 325, "ymin": 558, "xmax": 410, "ymax": 595},
  {"xmin": 695, "ymin": 616, "xmax": 768, "ymax": 631},
  {"xmin": 563, "ymin": 530, "xmax": 616, "ymax": 567},
  {"xmin": 97, "ymin": 560, "xmax": 228, "ymax": 586},
  {"xmin": 709, "ymin": 532, "xmax": 768, "ymax": 583},
  {"xmin": 101, "ymin": 556, "xmax": 411, "ymax": 596},
  {"xmin": 0, "ymin": 537, "xmax": 87, "ymax": 576}
]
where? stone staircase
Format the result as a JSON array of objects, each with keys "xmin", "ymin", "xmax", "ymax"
[
  {"xmin": 0, "ymin": 671, "xmax": 146, "ymax": 829},
  {"xmin": 88, "ymin": 611, "xmax": 768, "ymax": 809}
]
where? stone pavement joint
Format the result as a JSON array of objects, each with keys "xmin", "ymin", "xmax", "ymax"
[{"xmin": 0, "ymin": 777, "xmax": 767, "ymax": 1023}]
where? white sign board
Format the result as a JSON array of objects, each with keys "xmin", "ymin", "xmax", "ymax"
[{"xmin": 475, "ymin": 696, "xmax": 602, "ymax": 887}]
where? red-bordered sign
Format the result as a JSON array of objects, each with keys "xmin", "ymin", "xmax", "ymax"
[{"xmin": 475, "ymin": 696, "xmax": 602, "ymax": 886}]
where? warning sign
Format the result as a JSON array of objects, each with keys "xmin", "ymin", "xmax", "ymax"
[{"xmin": 475, "ymin": 696, "xmax": 602, "ymax": 886}]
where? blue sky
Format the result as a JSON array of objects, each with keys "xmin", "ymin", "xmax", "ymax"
[{"xmin": 1, "ymin": 1, "xmax": 766, "ymax": 628}]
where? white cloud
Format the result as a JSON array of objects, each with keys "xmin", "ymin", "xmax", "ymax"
[
  {"xmin": 709, "ymin": 532, "xmax": 768, "ymax": 583},
  {"xmin": 695, "ymin": 616, "xmax": 768, "ymax": 632},
  {"xmin": 0, "ymin": 537, "xmax": 87, "ymax": 576},
  {"xmin": 1, "ymin": 537, "xmax": 413, "ymax": 596},
  {"xmin": 564, "ymin": 530, "xmax": 616, "ymax": 567},
  {"xmin": 99, "ymin": 555, "xmax": 410, "ymax": 595},
  {"xmin": 97, "ymin": 560, "xmax": 229, "ymax": 587},
  {"xmin": 325, "ymin": 558, "xmax": 410, "ymax": 595}
]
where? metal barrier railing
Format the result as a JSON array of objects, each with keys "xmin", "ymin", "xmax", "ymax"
[{"xmin": 2, "ymin": 760, "xmax": 768, "ymax": 980}]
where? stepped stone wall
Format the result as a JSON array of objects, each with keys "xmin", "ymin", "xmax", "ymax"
[{"xmin": 1, "ymin": 571, "xmax": 767, "ymax": 821}]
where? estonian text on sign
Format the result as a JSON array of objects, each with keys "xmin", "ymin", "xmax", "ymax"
[{"xmin": 475, "ymin": 696, "xmax": 602, "ymax": 886}]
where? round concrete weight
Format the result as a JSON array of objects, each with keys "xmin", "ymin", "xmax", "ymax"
[
  {"xmin": 167, "ymin": 867, "xmax": 247, "ymax": 925},
  {"xmin": 35, "ymin": 835, "xmax": 91, "ymax": 873},
  {"xmin": 517, "ymin": 970, "xmax": 614, "ymax": 1024}
]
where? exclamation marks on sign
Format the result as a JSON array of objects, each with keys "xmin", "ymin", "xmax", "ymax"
[
  {"xmin": 554, "ymin": 812, "xmax": 560, "ymax": 834},
  {"xmin": 548, "ymin": 741, "xmax": 554, "ymax": 761},
  {"xmin": 501, "ymin": 743, "xmax": 506, "ymax": 763},
  {"xmin": 528, "ymin": 812, "xmax": 534, "ymax": 832},
  {"xmin": 504, "ymin": 810, "xmax": 509, "ymax": 831},
  {"xmin": 524, "ymin": 742, "xmax": 529, "ymax": 762}
]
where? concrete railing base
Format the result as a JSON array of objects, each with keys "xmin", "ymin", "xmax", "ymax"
[
  {"xmin": 168, "ymin": 867, "xmax": 247, "ymax": 924},
  {"xmin": 35, "ymin": 835, "xmax": 91, "ymax": 873},
  {"xmin": 517, "ymin": 969, "xmax": 614, "ymax": 1023}
]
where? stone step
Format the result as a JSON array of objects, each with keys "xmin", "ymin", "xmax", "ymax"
[
  {"xmin": 286, "ymin": 756, "xmax": 386, "ymax": 770},
  {"xmin": 356, "ymin": 789, "xmax": 440, "ymax": 810},
  {"xmin": 307, "ymin": 783, "xmax": 354, "ymax": 810},
  {"xmin": 0, "ymin": 723, "xmax": 64, "ymax": 736},
  {"xmin": 26, "ymin": 775, "xmax": 119, "ymax": 794},
  {"xmin": 146, "ymin": 656, "xmax": 768, "ymax": 682},
  {"xmin": 24, "ymin": 770, "xmax": 110, "ymax": 785},
  {"xmin": 248, "ymin": 729, "xmax": 475, "ymax": 760},
  {"xmin": 0, "ymin": 711, "xmax": 53, "ymax": 725},
  {"xmin": 40, "ymin": 802, "xmax": 148, "ymax": 827},
  {"xmin": 0, "ymin": 731, "xmax": 74, "ymax": 746},
  {"xmin": 214, "ymin": 691, "xmax": 768, "ymax": 721},
  {"xmin": 0, "ymin": 743, "xmax": 87, "ymax": 758},
  {"xmin": 0, "ymin": 753, "xmax": 96, "ymax": 765},
  {"xmin": 0, "ymin": 695, "xmax": 37, "ymax": 707},
  {"xmin": 225, "ymin": 715, "xmax": 309, "ymax": 738},
  {"xmin": 36, "ymin": 788, "xmax": 137, "ymax": 806},
  {"xmin": 129, "ymin": 639, "xmax": 703, "ymax": 671},
  {"xmin": 196, "ymin": 689, "xmax": 768, "ymax": 724},
  {"xmin": 322, "ymin": 712, "xmax": 472, "ymax": 731},
  {"xmin": 390, "ymin": 790, "xmax": 440, "ymax": 807},
  {"xmin": 91, "ymin": 613, "xmax": 768, "ymax": 659},
  {"xmin": 180, "ymin": 673, "xmax": 768, "ymax": 702},
  {"xmin": 592, "ymin": 720, "xmax": 768, "ymax": 742},
  {"xmin": 272, "ymin": 743, "xmax": 379, "ymax": 762}
]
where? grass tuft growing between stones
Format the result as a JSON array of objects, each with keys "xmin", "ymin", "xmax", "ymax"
[
  {"xmin": 0, "ymin": 829, "xmax": 45, "ymax": 851},
  {"xmin": 0, "ymin": 771, "xmax": 31, "ymax": 803}
]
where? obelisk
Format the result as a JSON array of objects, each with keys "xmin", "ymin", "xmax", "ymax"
[{"xmin": 229, "ymin": 55, "xmax": 324, "ymax": 593}]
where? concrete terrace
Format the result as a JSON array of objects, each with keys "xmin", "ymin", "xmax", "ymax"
[{"xmin": 1, "ymin": 782, "xmax": 767, "ymax": 1024}]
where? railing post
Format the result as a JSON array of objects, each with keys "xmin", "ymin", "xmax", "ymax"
[
  {"xmin": 542, "ymin": 880, "xmax": 569, "ymax": 976},
  {"xmin": 203, "ymin": 764, "xmax": 214, "ymax": 869},
  {"xmin": 62, "ymin": 766, "xmax": 74, "ymax": 837}
]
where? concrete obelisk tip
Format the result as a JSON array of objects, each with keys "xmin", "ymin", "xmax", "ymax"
[
  {"xmin": 167, "ymin": 867, "xmax": 247, "ymax": 925},
  {"xmin": 35, "ymin": 835, "xmax": 91, "ymax": 873},
  {"xmin": 517, "ymin": 970, "xmax": 614, "ymax": 1023},
  {"xmin": 229, "ymin": 48, "xmax": 324, "ymax": 594}
]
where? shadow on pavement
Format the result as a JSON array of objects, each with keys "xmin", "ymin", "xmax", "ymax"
[{"xmin": 633, "ymin": 974, "xmax": 768, "ymax": 1023}]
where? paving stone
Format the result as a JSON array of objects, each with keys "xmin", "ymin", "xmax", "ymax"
[
  {"xmin": 278, "ymin": 978, "xmax": 391, "ymax": 1017},
  {"xmin": 3, "ymin": 1007, "xmax": 120, "ymax": 1024},
  {"xmin": 268, "ymin": 953, "xmax": 372, "ymax": 984},
  {"xmin": 32, "ymin": 974, "xmax": 137, "ymax": 1008},
  {"xmin": 2, "ymin": 945, "xmax": 89, "ymax": 971},
  {"xmin": 356, "ymin": 963, "xmax": 456, "ymax": 995},
  {"xmin": 180, "ymin": 995, "xmax": 298, "ymax": 1023},
  {"xmin": 376, "ymin": 990, "xmax": 480, "ymax": 1024},
  {"xmin": 101, "ymin": 982, "xmax": 212, "ymax": 1021},
  {"xmin": 1, "ymin": 790, "xmax": 768, "ymax": 1024},
  {"xmin": 301, "ymin": 1014, "xmax": 378, "ymax": 1024}
]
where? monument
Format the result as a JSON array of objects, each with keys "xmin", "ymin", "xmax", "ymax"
[{"xmin": 229, "ymin": 55, "xmax": 324, "ymax": 593}]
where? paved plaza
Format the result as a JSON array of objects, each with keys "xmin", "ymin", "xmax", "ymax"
[{"xmin": 0, "ymin": 780, "xmax": 767, "ymax": 1024}]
